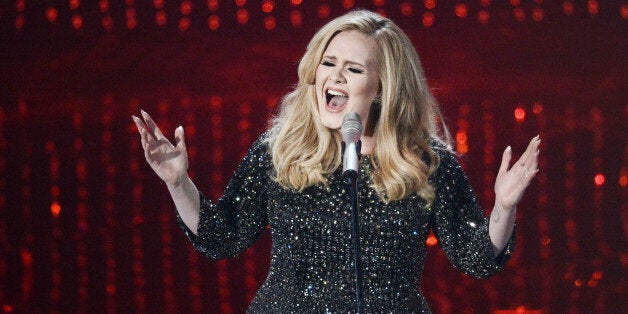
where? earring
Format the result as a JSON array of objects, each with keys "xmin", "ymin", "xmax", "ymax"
[{"xmin": 373, "ymin": 95, "xmax": 381, "ymax": 106}]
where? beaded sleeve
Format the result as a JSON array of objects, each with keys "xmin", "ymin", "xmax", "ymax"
[
  {"xmin": 429, "ymin": 147, "xmax": 516, "ymax": 279},
  {"xmin": 175, "ymin": 135, "xmax": 271, "ymax": 259}
]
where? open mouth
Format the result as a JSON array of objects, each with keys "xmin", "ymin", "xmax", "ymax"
[{"xmin": 325, "ymin": 89, "xmax": 349, "ymax": 109}]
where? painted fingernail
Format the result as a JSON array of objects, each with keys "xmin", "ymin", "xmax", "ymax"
[{"xmin": 507, "ymin": 146, "xmax": 512, "ymax": 151}]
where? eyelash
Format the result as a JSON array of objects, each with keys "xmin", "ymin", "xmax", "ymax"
[{"xmin": 321, "ymin": 61, "xmax": 364, "ymax": 74}]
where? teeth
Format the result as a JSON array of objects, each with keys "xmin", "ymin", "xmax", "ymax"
[{"xmin": 327, "ymin": 90, "xmax": 347, "ymax": 97}]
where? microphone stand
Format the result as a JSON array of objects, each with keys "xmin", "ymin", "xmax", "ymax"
[{"xmin": 343, "ymin": 141, "xmax": 364, "ymax": 314}]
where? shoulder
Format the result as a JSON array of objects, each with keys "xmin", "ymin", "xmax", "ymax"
[
  {"xmin": 428, "ymin": 137, "xmax": 464, "ymax": 182},
  {"xmin": 429, "ymin": 137, "xmax": 457, "ymax": 166},
  {"xmin": 241, "ymin": 131, "xmax": 273, "ymax": 164}
]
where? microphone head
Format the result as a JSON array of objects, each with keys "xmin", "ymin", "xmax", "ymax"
[{"xmin": 341, "ymin": 112, "xmax": 362, "ymax": 143}]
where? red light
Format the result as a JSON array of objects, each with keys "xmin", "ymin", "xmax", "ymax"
[
  {"xmin": 514, "ymin": 107, "xmax": 526, "ymax": 123},
  {"xmin": 563, "ymin": 1, "xmax": 574, "ymax": 16},
  {"xmin": 237, "ymin": 9, "xmax": 249, "ymax": 24},
  {"xmin": 342, "ymin": 0, "xmax": 355, "ymax": 10},
  {"xmin": 154, "ymin": 0, "xmax": 165, "ymax": 9},
  {"xmin": 594, "ymin": 174, "xmax": 605, "ymax": 186},
  {"xmin": 210, "ymin": 96, "xmax": 222, "ymax": 109},
  {"xmin": 21, "ymin": 249, "xmax": 33, "ymax": 265},
  {"xmin": 455, "ymin": 130, "xmax": 467, "ymax": 144},
  {"xmin": 2, "ymin": 305, "xmax": 13, "ymax": 312},
  {"xmin": 478, "ymin": 10, "xmax": 490, "ymax": 24},
  {"xmin": 424, "ymin": 0, "xmax": 436, "ymax": 10},
  {"xmin": 592, "ymin": 271, "xmax": 603, "ymax": 280},
  {"xmin": 207, "ymin": 0, "xmax": 219, "ymax": 11},
  {"xmin": 155, "ymin": 11, "xmax": 167, "ymax": 26},
  {"xmin": 179, "ymin": 18, "xmax": 190, "ymax": 31},
  {"xmin": 16, "ymin": 0, "xmax": 25, "ymax": 12},
  {"xmin": 290, "ymin": 10, "xmax": 302, "ymax": 27},
  {"xmin": 373, "ymin": 0, "xmax": 385, "ymax": 7},
  {"xmin": 72, "ymin": 14, "xmax": 83, "ymax": 29},
  {"xmin": 46, "ymin": 7, "xmax": 58, "ymax": 22},
  {"xmin": 235, "ymin": 0, "xmax": 246, "ymax": 7},
  {"xmin": 541, "ymin": 236, "xmax": 551, "ymax": 246},
  {"xmin": 126, "ymin": 8, "xmax": 137, "ymax": 19},
  {"xmin": 426, "ymin": 234, "xmax": 438, "ymax": 246},
  {"xmin": 588, "ymin": 0, "xmax": 599, "ymax": 16},
  {"xmin": 532, "ymin": 102, "xmax": 543, "ymax": 114},
  {"xmin": 208, "ymin": 15, "xmax": 220, "ymax": 30},
  {"xmin": 290, "ymin": 0, "xmax": 303, "ymax": 5},
  {"xmin": 480, "ymin": 0, "xmax": 491, "ymax": 7},
  {"xmin": 622, "ymin": 5, "xmax": 628, "ymax": 19},
  {"xmin": 533, "ymin": 7, "xmax": 544, "ymax": 22},
  {"xmin": 126, "ymin": 18, "xmax": 137, "ymax": 29},
  {"xmin": 317, "ymin": 4, "xmax": 330, "ymax": 19},
  {"xmin": 106, "ymin": 284, "xmax": 117, "ymax": 295},
  {"xmin": 102, "ymin": 16, "xmax": 113, "ymax": 31},
  {"xmin": 69, "ymin": 0, "xmax": 80, "ymax": 10},
  {"xmin": 181, "ymin": 1, "xmax": 192, "ymax": 15},
  {"xmin": 99, "ymin": 0, "xmax": 110, "ymax": 12},
  {"xmin": 51, "ymin": 202, "xmax": 61, "ymax": 217},
  {"xmin": 264, "ymin": 16, "xmax": 276, "ymax": 31},
  {"xmin": 513, "ymin": 7, "xmax": 525, "ymax": 22},
  {"xmin": 14, "ymin": 15, "xmax": 24, "ymax": 30},
  {"xmin": 620, "ymin": 175, "xmax": 627, "ymax": 187},
  {"xmin": 422, "ymin": 12, "xmax": 434, "ymax": 27},
  {"xmin": 510, "ymin": 0, "xmax": 521, "ymax": 6},
  {"xmin": 400, "ymin": 2, "xmax": 412, "ymax": 16},
  {"xmin": 455, "ymin": 4, "xmax": 468, "ymax": 18},
  {"xmin": 262, "ymin": 0, "xmax": 274, "ymax": 13}
]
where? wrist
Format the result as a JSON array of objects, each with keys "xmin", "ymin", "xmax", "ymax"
[
  {"xmin": 167, "ymin": 173, "xmax": 189, "ymax": 189},
  {"xmin": 494, "ymin": 199, "xmax": 515, "ymax": 213}
]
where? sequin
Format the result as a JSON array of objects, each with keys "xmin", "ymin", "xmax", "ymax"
[{"xmin": 176, "ymin": 134, "xmax": 515, "ymax": 313}]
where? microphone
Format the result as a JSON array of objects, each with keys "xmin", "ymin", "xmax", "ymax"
[{"xmin": 342, "ymin": 112, "xmax": 362, "ymax": 179}]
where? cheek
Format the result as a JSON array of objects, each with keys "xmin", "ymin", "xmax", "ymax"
[{"xmin": 314, "ymin": 66, "xmax": 324, "ymax": 86}]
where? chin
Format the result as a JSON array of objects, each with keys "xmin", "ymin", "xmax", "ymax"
[
  {"xmin": 318, "ymin": 109, "xmax": 341, "ymax": 131},
  {"xmin": 321, "ymin": 119, "xmax": 342, "ymax": 131}
]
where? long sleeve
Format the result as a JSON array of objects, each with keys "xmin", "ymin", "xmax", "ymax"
[
  {"xmin": 429, "ymin": 148, "xmax": 515, "ymax": 279},
  {"xmin": 175, "ymin": 134, "xmax": 272, "ymax": 259}
]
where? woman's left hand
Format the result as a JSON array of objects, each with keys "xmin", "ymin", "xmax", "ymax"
[{"xmin": 494, "ymin": 135, "xmax": 541, "ymax": 212}]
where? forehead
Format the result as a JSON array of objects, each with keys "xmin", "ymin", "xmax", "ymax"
[{"xmin": 323, "ymin": 30, "xmax": 378, "ymax": 66}]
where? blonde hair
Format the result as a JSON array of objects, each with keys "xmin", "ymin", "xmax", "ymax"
[{"xmin": 266, "ymin": 10, "xmax": 451, "ymax": 204}]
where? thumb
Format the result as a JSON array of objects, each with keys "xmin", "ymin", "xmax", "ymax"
[
  {"xmin": 174, "ymin": 126, "xmax": 186, "ymax": 150},
  {"xmin": 498, "ymin": 146, "xmax": 512, "ymax": 175}
]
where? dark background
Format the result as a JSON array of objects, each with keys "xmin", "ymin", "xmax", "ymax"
[{"xmin": 0, "ymin": 1, "xmax": 626, "ymax": 313}]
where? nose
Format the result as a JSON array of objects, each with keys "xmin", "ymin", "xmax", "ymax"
[{"xmin": 329, "ymin": 67, "xmax": 345, "ymax": 84}]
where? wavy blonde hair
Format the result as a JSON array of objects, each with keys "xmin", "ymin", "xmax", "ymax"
[{"xmin": 266, "ymin": 10, "xmax": 451, "ymax": 204}]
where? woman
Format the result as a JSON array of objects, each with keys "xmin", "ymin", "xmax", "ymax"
[{"xmin": 132, "ymin": 10, "xmax": 539, "ymax": 313}]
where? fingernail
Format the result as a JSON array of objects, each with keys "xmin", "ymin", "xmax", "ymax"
[
  {"xmin": 141, "ymin": 109, "xmax": 147, "ymax": 116},
  {"xmin": 506, "ymin": 146, "xmax": 511, "ymax": 151}
]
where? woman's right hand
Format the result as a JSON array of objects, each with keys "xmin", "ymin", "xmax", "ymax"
[{"xmin": 132, "ymin": 110, "xmax": 189, "ymax": 187}]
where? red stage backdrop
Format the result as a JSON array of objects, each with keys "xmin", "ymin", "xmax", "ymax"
[{"xmin": 0, "ymin": 1, "xmax": 626, "ymax": 313}]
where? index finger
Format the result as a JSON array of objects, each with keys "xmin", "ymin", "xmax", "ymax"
[{"xmin": 141, "ymin": 110, "xmax": 166, "ymax": 140}]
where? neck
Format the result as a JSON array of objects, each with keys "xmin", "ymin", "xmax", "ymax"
[{"xmin": 360, "ymin": 135, "xmax": 375, "ymax": 155}]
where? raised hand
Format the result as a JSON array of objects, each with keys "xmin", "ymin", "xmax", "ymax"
[
  {"xmin": 494, "ymin": 135, "xmax": 541, "ymax": 212},
  {"xmin": 132, "ymin": 110, "xmax": 189, "ymax": 187}
]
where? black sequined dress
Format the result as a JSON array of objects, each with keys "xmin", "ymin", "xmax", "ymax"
[{"xmin": 177, "ymin": 134, "xmax": 515, "ymax": 313}]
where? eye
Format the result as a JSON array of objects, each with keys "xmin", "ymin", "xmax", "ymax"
[
  {"xmin": 321, "ymin": 61, "xmax": 334, "ymax": 67},
  {"xmin": 348, "ymin": 68, "xmax": 364, "ymax": 74}
]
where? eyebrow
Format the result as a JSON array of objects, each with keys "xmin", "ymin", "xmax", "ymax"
[{"xmin": 321, "ymin": 55, "xmax": 367, "ymax": 68}]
